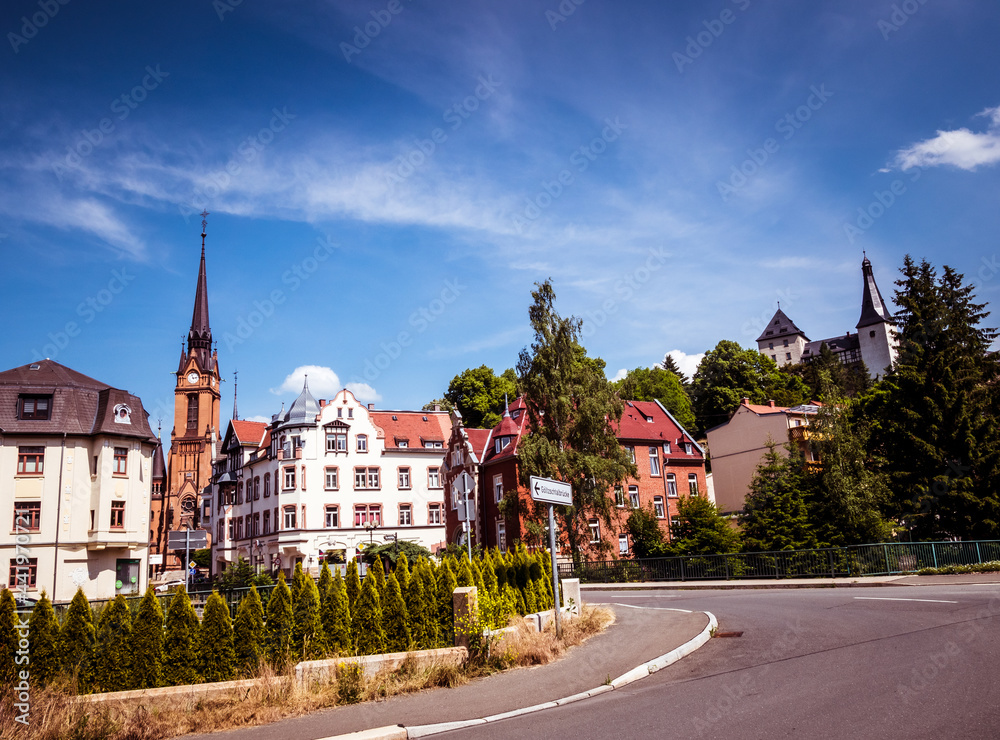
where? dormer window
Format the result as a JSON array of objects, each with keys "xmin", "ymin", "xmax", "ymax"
[
  {"xmin": 423, "ymin": 440, "xmax": 442, "ymax": 449},
  {"xmin": 495, "ymin": 437, "xmax": 510, "ymax": 454},
  {"xmin": 18, "ymin": 395, "xmax": 51, "ymax": 420}
]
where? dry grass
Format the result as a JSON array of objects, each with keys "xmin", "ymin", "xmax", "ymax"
[{"xmin": 0, "ymin": 607, "xmax": 613, "ymax": 740}]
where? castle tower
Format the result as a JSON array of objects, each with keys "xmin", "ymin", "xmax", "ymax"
[
  {"xmin": 756, "ymin": 307, "xmax": 809, "ymax": 367},
  {"xmin": 856, "ymin": 254, "xmax": 897, "ymax": 379}
]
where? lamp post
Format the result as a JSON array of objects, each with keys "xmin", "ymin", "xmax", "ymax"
[
  {"xmin": 364, "ymin": 521, "xmax": 379, "ymax": 545},
  {"xmin": 253, "ymin": 539, "xmax": 263, "ymax": 575}
]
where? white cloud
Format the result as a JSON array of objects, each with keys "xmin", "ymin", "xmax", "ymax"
[
  {"xmin": 271, "ymin": 365, "xmax": 343, "ymax": 398},
  {"xmin": 243, "ymin": 414, "xmax": 271, "ymax": 423},
  {"xmin": 611, "ymin": 367, "xmax": 628, "ymax": 382},
  {"xmin": 665, "ymin": 350, "xmax": 704, "ymax": 379},
  {"xmin": 346, "ymin": 382, "xmax": 382, "ymax": 403},
  {"xmin": 891, "ymin": 105, "xmax": 1000, "ymax": 171}
]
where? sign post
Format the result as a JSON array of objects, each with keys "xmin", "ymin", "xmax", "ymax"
[
  {"xmin": 168, "ymin": 529, "xmax": 207, "ymax": 591},
  {"xmin": 530, "ymin": 476, "xmax": 572, "ymax": 639},
  {"xmin": 455, "ymin": 471, "xmax": 475, "ymax": 561}
]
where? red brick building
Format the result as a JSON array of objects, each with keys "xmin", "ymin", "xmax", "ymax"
[{"xmin": 444, "ymin": 397, "xmax": 707, "ymax": 558}]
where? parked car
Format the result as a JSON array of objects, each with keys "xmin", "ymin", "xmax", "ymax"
[{"xmin": 154, "ymin": 579, "xmax": 185, "ymax": 593}]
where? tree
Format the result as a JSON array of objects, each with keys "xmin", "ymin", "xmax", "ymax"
[
  {"xmin": 292, "ymin": 573, "xmax": 326, "ymax": 660},
  {"xmin": 660, "ymin": 353, "xmax": 690, "ymax": 386},
  {"xmin": 0, "ymin": 589, "xmax": 19, "ymax": 687},
  {"xmin": 416, "ymin": 560, "xmax": 440, "ymax": 648},
  {"xmin": 94, "ymin": 594, "xmax": 134, "ymax": 692},
  {"xmin": 198, "ymin": 591, "xmax": 236, "ymax": 682},
  {"xmin": 613, "ymin": 365, "xmax": 696, "ymax": 432},
  {"xmin": 867, "ymin": 257, "xmax": 1000, "ymax": 539},
  {"xmin": 363, "ymin": 540, "xmax": 431, "ymax": 569},
  {"xmin": 404, "ymin": 571, "xmax": 431, "ymax": 649},
  {"xmin": 394, "ymin": 552, "xmax": 411, "ymax": 593},
  {"xmin": 345, "ymin": 560, "xmax": 362, "ymax": 613},
  {"xmin": 162, "ymin": 586, "xmax": 200, "ymax": 686},
  {"xmin": 739, "ymin": 442, "xmax": 818, "ymax": 552},
  {"xmin": 668, "ymin": 494, "xmax": 741, "ymax": 555},
  {"xmin": 233, "ymin": 585, "xmax": 265, "ymax": 675},
  {"xmin": 691, "ymin": 340, "xmax": 809, "ymax": 435},
  {"xmin": 516, "ymin": 280, "xmax": 638, "ymax": 562},
  {"xmin": 322, "ymin": 570, "xmax": 352, "ymax": 654},
  {"xmin": 792, "ymin": 342, "xmax": 872, "ymax": 400},
  {"xmin": 382, "ymin": 573, "xmax": 411, "ymax": 652},
  {"xmin": 625, "ymin": 506, "xmax": 669, "ymax": 558},
  {"xmin": 28, "ymin": 593, "xmax": 59, "ymax": 687},
  {"xmin": 353, "ymin": 573, "xmax": 386, "ymax": 655},
  {"xmin": 443, "ymin": 365, "xmax": 519, "ymax": 429},
  {"xmin": 435, "ymin": 559, "xmax": 457, "ymax": 647},
  {"xmin": 216, "ymin": 557, "xmax": 272, "ymax": 589},
  {"xmin": 264, "ymin": 572, "xmax": 293, "ymax": 666},
  {"xmin": 132, "ymin": 585, "xmax": 164, "ymax": 689},
  {"xmin": 57, "ymin": 588, "xmax": 96, "ymax": 691}
]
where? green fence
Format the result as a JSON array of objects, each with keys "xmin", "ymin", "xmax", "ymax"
[{"xmin": 561, "ymin": 540, "xmax": 1000, "ymax": 584}]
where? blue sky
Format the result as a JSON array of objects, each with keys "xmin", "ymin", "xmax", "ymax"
[{"xmin": 3, "ymin": 0, "xmax": 1000, "ymax": 441}]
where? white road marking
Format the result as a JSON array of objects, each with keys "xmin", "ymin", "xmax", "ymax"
[
  {"xmin": 610, "ymin": 603, "xmax": 693, "ymax": 613},
  {"xmin": 854, "ymin": 597, "xmax": 958, "ymax": 604},
  {"xmin": 592, "ymin": 594, "xmax": 678, "ymax": 598}
]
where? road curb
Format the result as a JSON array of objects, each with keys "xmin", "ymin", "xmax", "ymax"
[{"xmin": 580, "ymin": 579, "xmax": 905, "ymax": 591}]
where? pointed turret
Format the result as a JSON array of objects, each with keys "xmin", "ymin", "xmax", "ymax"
[
  {"xmin": 856, "ymin": 254, "xmax": 893, "ymax": 328},
  {"xmin": 187, "ymin": 227, "xmax": 213, "ymax": 371}
]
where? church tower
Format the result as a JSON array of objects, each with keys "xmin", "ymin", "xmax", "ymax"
[
  {"xmin": 856, "ymin": 254, "xmax": 898, "ymax": 379},
  {"xmin": 160, "ymin": 215, "xmax": 221, "ymax": 571}
]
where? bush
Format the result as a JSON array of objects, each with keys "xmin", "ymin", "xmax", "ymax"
[
  {"xmin": 382, "ymin": 573, "xmax": 410, "ymax": 652},
  {"xmin": 57, "ymin": 588, "xmax": 96, "ymax": 691},
  {"xmin": 132, "ymin": 585, "xmax": 165, "ymax": 689},
  {"xmin": 323, "ymin": 570, "xmax": 352, "ymax": 654},
  {"xmin": 162, "ymin": 587, "xmax": 200, "ymax": 687},
  {"xmin": 345, "ymin": 560, "xmax": 361, "ymax": 614},
  {"xmin": 264, "ymin": 572, "xmax": 293, "ymax": 666},
  {"xmin": 28, "ymin": 592, "xmax": 59, "ymax": 687},
  {"xmin": 0, "ymin": 588, "xmax": 17, "ymax": 687},
  {"xmin": 233, "ymin": 585, "xmax": 265, "ymax": 675},
  {"xmin": 353, "ymin": 573, "xmax": 386, "ymax": 656},
  {"xmin": 94, "ymin": 594, "xmax": 134, "ymax": 692},
  {"xmin": 292, "ymin": 572, "xmax": 326, "ymax": 660},
  {"xmin": 199, "ymin": 591, "xmax": 236, "ymax": 682}
]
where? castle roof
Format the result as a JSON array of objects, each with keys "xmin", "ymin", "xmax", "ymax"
[
  {"xmin": 857, "ymin": 255, "xmax": 893, "ymax": 328},
  {"xmin": 756, "ymin": 308, "xmax": 809, "ymax": 343}
]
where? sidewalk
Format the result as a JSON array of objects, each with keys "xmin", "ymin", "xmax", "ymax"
[
  {"xmin": 184, "ymin": 604, "xmax": 711, "ymax": 740},
  {"xmin": 580, "ymin": 571, "xmax": 1000, "ymax": 590}
]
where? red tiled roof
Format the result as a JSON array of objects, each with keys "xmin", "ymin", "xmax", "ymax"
[
  {"xmin": 464, "ymin": 428, "xmax": 492, "ymax": 460},
  {"xmin": 370, "ymin": 410, "xmax": 450, "ymax": 450},
  {"xmin": 232, "ymin": 420, "xmax": 267, "ymax": 446},
  {"xmin": 617, "ymin": 400, "xmax": 695, "ymax": 444}
]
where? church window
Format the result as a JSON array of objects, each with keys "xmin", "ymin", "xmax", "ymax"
[{"xmin": 186, "ymin": 394, "xmax": 198, "ymax": 430}]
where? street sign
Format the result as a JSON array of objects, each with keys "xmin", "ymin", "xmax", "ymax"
[
  {"xmin": 188, "ymin": 561, "xmax": 197, "ymax": 569},
  {"xmin": 149, "ymin": 554, "xmax": 163, "ymax": 565},
  {"xmin": 457, "ymin": 498, "xmax": 476, "ymax": 522},
  {"xmin": 167, "ymin": 530, "xmax": 207, "ymax": 550},
  {"xmin": 454, "ymin": 471, "xmax": 474, "ymax": 495},
  {"xmin": 529, "ymin": 476, "xmax": 573, "ymax": 506}
]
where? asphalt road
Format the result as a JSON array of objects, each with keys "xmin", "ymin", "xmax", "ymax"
[{"xmin": 437, "ymin": 584, "xmax": 1000, "ymax": 740}]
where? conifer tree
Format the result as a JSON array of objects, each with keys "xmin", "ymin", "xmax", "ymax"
[
  {"xmin": 471, "ymin": 560, "xmax": 485, "ymax": 594},
  {"xmin": 514, "ymin": 587, "xmax": 527, "ymax": 616},
  {"xmin": 382, "ymin": 573, "xmax": 410, "ymax": 653},
  {"xmin": 394, "ymin": 552, "xmax": 411, "ymax": 594},
  {"xmin": 57, "ymin": 588, "xmax": 96, "ymax": 692},
  {"xmin": 94, "ymin": 594, "xmax": 134, "ymax": 692},
  {"xmin": 456, "ymin": 558, "xmax": 474, "ymax": 588},
  {"xmin": 0, "ymin": 588, "xmax": 17, "ymax": 687},
  {"xmin": 436, "ymin": 561, "xmax": 457, "ymax": 646},
  {"xmin": 482, "ymin": 557, "xmax": 498, "ymax": 597},
  {"xmin": 198, "ymin": 591, "xmax": 236, "ymax": 682},
  {"xmin": 264, "ymin": 572, "xmax": 293, "ymax": 666},
  {"xmin": 371, "ymin": 556, "xmax": 387, "ymax": 596},
  {"xmin": 668, "ymin": 494, "xmax": 741, "ymax": 556},
  {"xmin": 323, "ymin": 570, "xmax": 352, "ymax": 654},
  {"xmin": 740, "ymin": 442, "xmax": 818, "ymax": 552},
  {"xmin": 162, "ymin": 586, "xmax": 200, "ymax": 687},
  {"xmin": 345, "ymin": 560, "xmax": 362, "ymax": 613},
  {"xmin": 292, "ymin": 573, "xmax": 326, "ymax": 660},
  {"xmin": 404, "ymin": 573, "xmax": 430, "ymax": 649},
  {"xmin": 524, "ymin": 579, "xmax": 538, "ymax": 614},
  {"xmin": 291, "ymin": 562, "xmax": 307, "ymax": 608},
  {"xmin": 416, "ymin": 561, "xmax": 440, "ymax": 648},
  {"xmin": 132, "ymin": 585, "xmax": 165, "ymax": 690},
  {"xmin": 233, "ymin": 585, "xmax": 265, "ymax": 676},
  {"xmin": 28, "ymin": 592, "xmax": 59, "ymax": 687},
  {"xmin": 318, "ymin": 561, "xmax": 334, "ymax": 603},
  {"xmin": 353, "ymin": 573, "xmax": 386, "ymax": 656}
]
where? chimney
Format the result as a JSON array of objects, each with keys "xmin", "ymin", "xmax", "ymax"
[
  {"xmin": 742, "ymin": 397, "xmax": 750, "ymax": 405},
  {"xmin": 319, "ymin": 399, "xmax": 326, "ymax": 408},
  {"xmin": 368, "ymin": 403, "xmax": 375, "ymax": 410},
  {"xmin": 767, "ymin": 400, "xmax": 775, "ymax": 407},
  {"xmin": 433, "ymin": 403, "xmax": 441, "ymax": 412}
]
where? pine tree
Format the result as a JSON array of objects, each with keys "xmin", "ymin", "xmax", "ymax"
[
  {"xmin": 436, "ymin": 561, "xmax": 457, "ymax": 646},
  {"xmin": 233, "ymin": 585, "xmax": 265, "ymax": 675},
  {"xmin": 94, "ymin": 594, "xmax": 134, "ymax": 692},
  {"xmin": 371, "ymin": 556, "xmax": 387, "ymax": 596},
  {"xmin": 264, "ymin": 572, "xmax": 293, "ymax": 666},
  {"xmin": 382, "ymin": 573, "xmax": 410, "ymax": 653},
  {"xmin": 162, "ymin": 587, "xmax": 200, "ymax": 686},
  {"xmin": 394, "ymin": 552, "xmax": 411, "ymax": 594},
  {"xmin": 132, "ymin": 585, "xmax": 164, "ymax": 689},
  {"xmin": 198, "ymin": 592, "xmax": 236, "ymax": 682},
  {"xmin": 292, "ymin": 573, "xmax": 326, "ymax": 660},
  {"xmin": 28, "ymin": 592, "xmax": 59, "ymax": 687},
  {"xmin": 404, "ymin": 572, "xmax": 430, "ymax": 649},
  {"xmin": 739, "ymin": 442, "xmax": 818, "ymax": 552},
  {"xmin": 323, "ymin": 570, "xmax": 352, "ymax": 654},
  {"xmin": 0, "ymin": 588, "xmax": 17, "ymax": 687},
  {"xmin": 668, "ymin": 493, "xmax": 741, "ymax": 556},
  {"xmin": 57, "ymin": 588, "xmax": 96, "ymax": 692},
  {"xmin": 318, "ymin": 561, "xmax": 334, "ymax": 603},
  {"xmin": 345, "ymin": 560, "xmax": 362, "ymax": 613},
  {"xmin": 353, "ymin": 573, "xmax": 386, "ymax": 656}
]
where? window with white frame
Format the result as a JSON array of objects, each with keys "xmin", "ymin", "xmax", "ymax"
[
  {"xmin": 666, "ymin": 473, "xmax": 678, "ymax": 497},
  {"xmin": 325, "ymin": 467, "xmax": 339, "ymax": 490},
  {"xmin": 423, "ymin": 440, "xmax": 442, "ymax": 449},
  {"xmin": 494, "ymin": 474, "xmax": 504, "ymax": 503},
  {"xmin": 325, "ymin": 505, "xmax": 338, "ymax": 528},
  {"xmin": 354, "ymin": 504, "xmax": 381, "ymax": 527},
  {"xmin": 497, "ymin": 521, "xmax": 507, "ymax": 551},
  {"xmin": 614, "ymin": 485, "xmax": 624, "ymax": 507},
  {"xmin": 654, "ymin": 496, "xmax": 666, "ymax": 519},
  {"xmin": 588, "ymin": 519, "xmax": 601, "ymax": 543},
  {"xmin": 663, "ymin": 442, "xmax": 671, "ymax": 455},
  {"xmin": 688, "ymin": 473, "xmax": 699, "ymax": 496},
  {"xmin": 354, "ymin": 467, "xmax": 380, "ymax": 489},
  {"xmin": 649, "ymin": 447, "xmax": 660, "ymax": 476},
  {"xmin": 357, "ymin": 434, "xmax": 368, "ymax": 452},
  {"xmin": 283, "ymin": 505, "xmax": 296, "ymax": 529},
  {"xmin": 628, "ymin": 485, "xmax": 640, "ymax": 509},
  {"xmin": 398, "ymin": 467, "xmax": 411, "ymax": 489},
  {"xmin": 326, "ymin": 430, "xmax": 347, "ymax": 452},
  {"xmin": 625, "ymin": 445, "xmax": 635, "ymax": 463},
  {"xmin": 283, "ymin": 466, "xmax": 296, "ymax": 490},
  {"xmin": 428, "ymin": 467, "xmax": 441, "ymax": 488},
  {"xmin": 428, "ymin": 503, "xmax": 442, "ymax": 524},
  {"xmin": 113, "ymin": 447, "xmax": 128, "ymax": 475},
  {"xmin": 618, "ymin": 533, "xmax": 629, "ymax": 555},
  {"xmin": 399, "ymin": 504, "xmax": 411, "ymax": 526},
  {"xmin": 684, "ymin": 442, "xmax": 693, "ymax": 455}
]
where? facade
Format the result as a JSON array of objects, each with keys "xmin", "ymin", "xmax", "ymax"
[
  {"xmin": 756, "ymin": 256, "xmax": 898, "ymax": 379},
  {"xmin": 705, "ymin": 399, "xmax": 820, "ymax": 516},
  {"xmin": 205, "ymin": 384, "xmax": 450, "ymax": 578},
  {"xmin": 444, "ymin": 397, "xmax": 708, "ymax": 558},
  {"xmin": 152, "ymin": 226, "xmax": 221, "ymax": 575},
  {"xmin": 0, "ymin": 360, "xmax": 157, "ymax": 602}
]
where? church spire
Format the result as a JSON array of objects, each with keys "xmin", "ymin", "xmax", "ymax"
[
  {"xmin": 856, "ymin": 254, "xmax": 892, "ymax": 329},
  {"xmin": 187, "ymin": 211, "xmax": 213, "ymax": 371}
]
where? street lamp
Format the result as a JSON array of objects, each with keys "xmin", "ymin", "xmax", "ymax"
[
  {"xmin": 364, "ymin": 521, "xmax": 379, "ymax": 545},
  {"xmin": 253, "ymin": 539, "xmax": 263, "ymax": 575}
]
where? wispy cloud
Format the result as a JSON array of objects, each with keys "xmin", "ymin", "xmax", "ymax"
[{"xmin": 889, "ymin": 105, "xmax": 1000, "ymax": 171}]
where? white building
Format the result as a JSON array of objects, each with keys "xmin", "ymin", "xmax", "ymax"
[
  {"xmin": 0, "ymin": 360, "xmax": 156, "ymax": 603},
  {"xmin": 205, "ymin": 382, "xmax": 449, "ymax": 577}
]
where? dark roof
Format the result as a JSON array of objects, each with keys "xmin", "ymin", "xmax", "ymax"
[
  {"xmin": 279, "ymin": 378, "xmax": 320, "ymax": 428},
  {"xmin": 152, "ymin": 438, "xmax": 166, "ymax": 480},
  {"xmin": 185, "ymin": 238, "xmax": 214, "ymax": 373},
  {"xmin": 856, "ymin": 255, "xmax": 893, "ymax": 328},
  {"xmin": 756, "ymin": 308, "xmax": 809, "ymax": 343},
  {"xmin": 800, "ymin": 332, "xmax": 861, "ymax": 360},
  {"xmin": 0, "ymin": 360, "xmax": 157, "ymax": 442}
]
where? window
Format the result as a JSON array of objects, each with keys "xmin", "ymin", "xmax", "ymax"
[
  {"xmin": 264, "ymin": 475, "xmax": 271, "ymax": 497},
  {"xmin": 238, "ymin": 481, "xmax": 245, "ymax": 505},
  {"xmin": 666, "ymin": 474, "xmax": 678, "ymax": 497},
  {"xmin": 649, "ymin": 447, "xmax": 660, "ymax": 476},
  {"xmin": 688, "ymin": 474, "xmax": 699, "ymax": 496},
  {"xmin": 786, "ymin": 352, "xmax": 792, "ymax": 361},
  {"xmin": 325, "ymin": 505, "xmax": 339, "ymax": 528},
  {"xmin": 283, "ymin": 466, "xmax": 296, "ymax": 490},
  {"xmin": 263, "ymin": 510, "xmax": 270, "ymax": 534},
  {"xmin": 423, "ymin": 440, "xmax": 442, "ymax": 449},
  {"xmin": 354, "ymin": 467, "xmax": 380, "ymax": 489},
  {"xmin": 9, "ymin": 558, "xmax": 37, "ymax": 589},
  {"xmin": 495, "ymin": 437, "xmax": 509, "ymax": 454},
  {"xmin": 228, "ymin": 518, "xmax": 235, "ymax": 539},
  {"xmin": 186, "ymin": 394, "xmax": 198, "ymax": 430},
  {"xmin": 654, "ymin": 496, "xmax": 666, "ymax": 519},
  {"xmin": 683, "ymin": 442, "xmax": 693, "ymax": 455},
  {"xmin": 494, "ymin": 474, "xmax": 504, "ymax": 503},
  {"xmin": 357, "ymin": 434, "xmax": 368, "ymax": 452},
  {"xmin": 217, "ymin": 520, "xmax": 225, "ymax": 541},
  {"xmin": 663, "ymin": 442, "xmax": 671, "ymax": 455},
  {"xmin": 399, "ymin": 504, "xmax": 411, "ymax": 526},
  {"xmin": 768, "ymin": 342, "xmax": 774, "ymax": 350},
  {"xmin": 428, "ymin": 503, "xmax": 443, "ymax": 525},
  {"xmin": 236, "ymin": 518, "xmax": 243, "ymax": 539},
  {"xmin": 14, "ymin": 502, "xmax": 41, "ymax": 532},
  {"xmin": 625, "ymin": 446, "xmax": 635, "ymax": 463},
  {"xmin": 326, "ymin": 430, "xmax": 347, "ymax": 452},
  {"xmin": 497, "ymin": 521, "xmax": 507, "ymax": 551},
  {"xmin": 254, "ymin": 477, "xmax": 260, "ymax": 500},
  {"xmin": 110, "ymin": 501, "xmax": 125, "ymax": 529},
  {"xmin": 771, "ymin": 355, "xmax": 777, "ymax": 361},
  {"xmin": 398, "ymin": 467, "xmax": 411, "ymax": 489},
  {"xmin": 588, "ymin": 519, "xmax": 601, "ymax": 543},
  {"xmin": 283, "ymin": 505, "xmax": 297, "ymax": 529},
  {"xmin": 354, "ymin": 504, "xmax": 381, "ymax": 526},
  {"xmin": 614, "ymin": 485, "xmax": 624, "ymax": 508},
  {"xmin": 428, "ymin": 467, "xmax": 441, "ymax": 488},
  {"xmin": 628, "ymin": 486, "xmax": 640, "ymax": 509},
  {"xmin": 783, "ymin": 339, "xmax": 789, "ymax": 347},
  {"xmin": 619, "ymin": 533, "xmax": 629, "ymax": 555},
  {"xmin": 325, "ymin": 467, "xmax": 339, "ymax": 490},
  {"xmin": 252, "ymin": 513, "xmax": 260, "ymax": 537},
  {"xmin": 16, "ymin": 447, "xmax": 44, "ymax": 475},
  {"xmin": 18, "ymin": 395, "xmax": 51, "ymax": 420},
  {"xmin": 398, "ymin": 440, "xmax": 408, "ymax": 448}
]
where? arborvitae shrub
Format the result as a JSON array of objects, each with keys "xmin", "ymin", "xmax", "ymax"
[
  {"xmin": 437, "ymin": 562, "xmax": 457, "ymax": 647},
  {"xmin": 482, "ymin": 558, "xmax": 498, "ymax": 597},
  {"xmin": 456, "ymin": 559, "xmax": 474, "ymax": 588},
  {"xmin": 317, "ymin": 562, "xmax": 333, "ymax": 603},
  {"xmin": 515, "ymin": 586, "xmax": 527, "ymax": 617},
  {"xmin": 132, "ymin": 585, "xmax": 164, "ymax": 689},
  {"xmin": 199, "ymin": 591, "xmax": 236, "ymax": 682},
  {"xmin": 323, "ymin": 570, "xmax": 352, "ymax": 654},
  {"xmin": 417, "ymin": 560, "xmax": 440, "ymax": 647},
  {"xmin": 57, "ymin": 588, "xmax": 96, "ymax": 692},
  {"xmin": 0, "ymin": 588, "xmax": 17, "ymax": 687},
  {"xmin": 94, "ymin": 594, "xmax": 134, "ymax": 692},
  {"xmin": 28, "ymin": 592, "xmax": 59, "ymax": 687},
  {"xmin": 524, "ymin": 580, "xmax": 538, "ymax": 615},
  {"xmin": 292, "ymin": 574, "xmax": 326, "ymax": 660},
  {"xmin": 264, "ymin": 572, "xmax": 293, "ymax": 667},
  {"xmin": 394, "ymin": 553, "xmax": 411, "ymax": 594},
  {"xmin": 371, "ymin": 556, "xmax": 387, "ymax": 596},
  {"xmin": 291, "ymin": 562, "xmax": 306, "ymax": 609},
  {"xmin": 494, "ymin": 557, "xmax": 508, "ymax": 590},
  {"xmin": 345, "ymin": 560, "xmax": 361, "ymax": 613},
  {"xmin": 382, "ymin": 573, "xmax": 410, "ymax": 653},
  {"xmin": 404, "ymin": 574, "xmax": 429, "ymax": 649},
  {"xmin": 353, "ymin": 573, "xmax": 385, "ymax": 656},
  {"xmin": 471, "ymin": 560, "xmax": 485, "ymax": 594},
  {"xmin": 233, "ymin": 585, "xmax": 265, "ymax": 675},
  {"xmin": 162, "ymin": 587, "xmax": 200, "ymax": 687}
]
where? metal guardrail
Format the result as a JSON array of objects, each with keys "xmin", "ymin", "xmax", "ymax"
[{"xmin": 560, "ymin": 540, "xmax": 1000, "ymax": 583}]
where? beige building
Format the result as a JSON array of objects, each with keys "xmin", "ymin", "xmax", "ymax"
[
  {"xmin": 0, "ymin": 360, "xmax": 157, "ymax": 603},
  {"xmin": 706, "ymin": 399, "xmax": 819, "ymax": 516}
]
